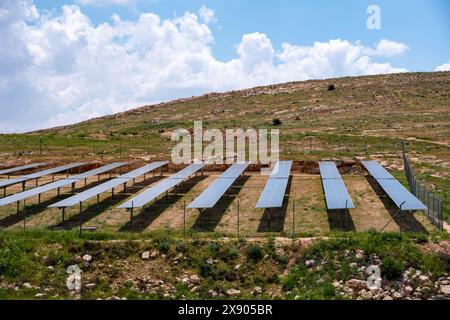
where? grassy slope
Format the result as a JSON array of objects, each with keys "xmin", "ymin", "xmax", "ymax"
[
  {"xmin": 0, "ymin": 230, "xmax": 447, "ymax": 300},
  {"xmin": 0, "ymin": 71, "xmax": 449, "ymax": 217}
]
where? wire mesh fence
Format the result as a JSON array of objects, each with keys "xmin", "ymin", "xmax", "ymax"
[{"xmin": 402, "ymin": 142, "xmax": 443, "ymax": 231}]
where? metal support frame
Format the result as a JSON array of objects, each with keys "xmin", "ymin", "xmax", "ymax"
[
  {"xmin": 380, "ymin": 201, "xmax": 406, "ymax": 232},
  {"xmin": 79, "ymin": 201, "xmax": 83, "ymax": 238}
]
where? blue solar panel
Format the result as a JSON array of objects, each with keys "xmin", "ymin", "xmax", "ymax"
[
  {"xmin": 219, "ymin": 163, "xmax": 249, "ymax": 179},
  {"xmin": 362, "ymin": 160, "xmax": 395, "ymax": 179},
  {"xmin": 0, "ymin": 163, "xmax": 126, "ymax": 206},
  {"xmin": 319, "ymin": 161, "xmax": 341, "ymax": 179},
  {"xmin": 70, "ymin": 163, "xmax": 125, "ymax": 179},
  {"xmin": 0, "ymin": 163, "xmax": 47, "ymax": 175},
  {"xmin": 270, "ymin": 161, "xmax": 293, "ymax": 179},
  {"xmin": 168, "ymin": 163, "xmax": 205, "ymax": 179},
  {"xmin": 322, "ymin": 179, "xmax": 355, "ymax": 210},
  {"xmin": 256, "ymin": 178, "xmax": 289, "ymax": 208},
  {"xmin": 377, "ymin": 179, "xmax": 427, "ymax": 211},
  {"xmin": 255, "ymin": 161, "xmax": 292, "ymax": 208},
  {"xmin": 188, "ymin": 178, "xmax": 235, "ymax": 209},
  {"xmin": 118, "ymin": 178, "xmax": 183, "ymax": 208},
  {"xmin": 363, "ymin": 160, "xmax": 426, "ymax": 211},
  {"xmin": 0, "ymin": 163, "xmax": 86, "ymax": 188},
  {"xmin": 319, "ymin": 161, "xmax": 354, "ymax": 210},
  {"xmin": 187, "ymin": 163, "xmax": 249, "ymax": 209},
  {"xmin": 118, "ymin": 163, "xmax": 204, "ymax": 209},
  {"xmin": 50, "ymin": 162, "xmax": 168, "ymax": 208}
]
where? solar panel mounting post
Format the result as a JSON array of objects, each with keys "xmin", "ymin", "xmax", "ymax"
[
  {"xmin": 237, "ymin": 198, "xmax": 240, "ymax": 238},
  {"xmin": 129, "ymin": 202, "xmax": 134, "ymax": 229},
  {"xmin": 380, "ymin": 201, "xmax": 406, "ymax": 232},
  {"xmin": 79, "ymin": 202, "xmax": 83, "ymax": 238},
  {"xmin": 183, "ymin": 201, "xmax": 186, "ymax": 237}
]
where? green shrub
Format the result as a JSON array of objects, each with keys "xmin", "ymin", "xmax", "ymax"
[
  {"xmin": 272, "ymin": 118, "xmax": 282, "ymax": 126},
  {"xmin": 158, "ymin": 240, "xmax": 171, "ymax": 254},
  {"xmin": 380, "ymin": 256, "xmax": 404, "ymax": 280},
  {"xmin": 246, "ymin": 245, "xmax": 264, "ymax": 262},
  {"xmin": 208, "ymin": 242, "xmax": 220, "ymax": 252},
  {"xmin": 198, "ymin": 260, "xmax": 213, "ymax": 278}
]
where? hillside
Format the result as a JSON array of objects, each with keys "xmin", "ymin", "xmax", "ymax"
[{"xmin": 1, "ymin": 71, "xmax": 448, "ymax": 220}]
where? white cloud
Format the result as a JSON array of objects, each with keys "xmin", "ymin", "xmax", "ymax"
[
  {"xmin": 76, "ymin": 0, "xmax": 139, "ymax": 6},
  {"xmin": 367, "ymin": 39, "xmax": 410, "ymax": 57},
  {"xmin": 0, "ymin": 1, "xmax": 410, "ymax": 133},
  {"xmin": 435, "ymin": 60, "xmax": 450, "ymax": 71},
  {"xmin": 199, "ymin": 5, "xmax": 216, "ymax": 24}
]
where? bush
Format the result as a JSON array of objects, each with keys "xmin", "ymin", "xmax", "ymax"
[
  {"xmin": 208, "ymin": 242, "xmax": 220, "ymax": 252},
  {"xmin": 198, "ymin": 260, "xmax": 213, "ymax": 278},
  {"xmin": 246, "ymin": 245, "xmax": 264, "ymax": 262},
  {"xmin": 158, "ymin": 240, "xmax": 171, "ymax": 254},
  {"xmin": 272, "ymin": 118, "xmax": 282, "ymax": 126},
  {"xmin": 327, "ymin": 84, "xmax": 335, "ymax": 91},
  {"xmin": 380, "ymin": 256, "xmax": 404, "ymax": 280}
]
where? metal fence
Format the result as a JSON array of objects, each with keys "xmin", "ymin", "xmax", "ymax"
[{"xmin": 402, "ymin": 141, "xmax": 443, "ymax": 231}]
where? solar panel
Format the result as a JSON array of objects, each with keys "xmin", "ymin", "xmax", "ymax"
[
  {"xmin": 319, "ymin": 161, "xmax": 354, "ymax": 210},
  {"xmin": 256, "ymin": 178, "xmax": 289, "ymax": 208},
  {"xmin": 0, "ymin": 163, "xmax": 86, "ymax": 188},
  {"xmin": 0, "ymin": 163, "xmax": 47, "ymax": 175},
  {"xmin": 255, "ymin": 161, "xmax": 293, "ymax": 208},
  {"xmin": 268, "ymin": 161, "xmax": 293, "ymax": 179},
  {"xmin": 188, "ymin": 163, "xmax": 249, "ymax": 209},
  {"xmin": 362, "ymin": 160, "xmax": 395, "ymax": 179},
  {"xmin": 219, "ymin": 163, "xmax": 249, "ymax": 179},
  {"xmin": 70, "ymin": 163, "xmax": 125, "ymax": 179},
  {"xmin": 319, "ymin": 161, "xmax": 342, "ymax": 179},
  {"xmin": 168, "ymin": 163, "xmax": 205, "ymax": 180},
  {"xmin": 119, "ymin": 161, "xmax": 168, "ymax": 179},
  {"xmin": 0, "ymin": 163, "xmax": 126, "ymax": 206},
  {"xmin": 49, "ymin": 162, "xmax": 168, "ymax": 208},
  {"xmin": 322, "ymin": 179, "xmax": 355, "ymax": 210},
  {"xmin": 363, "ymin": 160, "xmax": 427, "ymax": 211},
  {"xmin": 118, "ymin": 163, "xmax": 205, "ymax": 209},
  {"xmin": 377, "ymin": 178, "xmax": 427, "ymax": 211},
  {"xmin": 118, "ymin": 178, "xmax": 183, "ymax": 208}
]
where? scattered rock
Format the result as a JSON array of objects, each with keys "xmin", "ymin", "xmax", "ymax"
[
  {"xmin": 383, "ymin": 295, "xmax": 394, "ymax": 300},
  {"xmin": 141, "ymin": 251, "xmax": 150, "ymax": 260},
  {"xmin": 206, "ymin": 258, "xmax": 214, "ymax": 265},
  {"xmin": 182, "ymin": 277, "xmax": 190, "ymax": 285},
  {"xmin": 439, "ymin": 284, "xmax": 450, "ymax": 296},
  {"xmin": 22, "ymin": 282, "xmax": 32, "ymax": 289},
  {"xmin": 305, "ymin": 260, "xmax": 315, "ymax": 268},
  {"xmin": 345, "ymin": 279, "xmax": 367, "ymax": 291},
  {"xmin": 189, "ymin": 274, "xmax": 201, "ymax": 285},
  {"xmin": 226, "ymin": 288, "xmax": 241, "ymax": 296},
  {"xmin": 392, "ymin": 292, "xmax": 403, "ymax": 300},
  {"xmin": 35, "ymin": 293, "xmax": 45, "ymax": 298},
  {"xmin": 405, "ymin": 286, "xmax": 414, "ymax": 295},
  {"xmin": 253, "ymin": 286, "xmax": 263, "ymax": 295},
  {"xmin": 275, "ymin": 248, "xmax": 285, "ymax": 256},
  {"xmin": 150, "ymin": 251, "xmax": 159, "ymax": 258},
  {"xmin": 418, "ymin": 275, "xmax": 430, "ymax": 284},
  {"xmin": 86, "ymin": 283, "xmax": 96, "ymax": 289},
  {"xmin": 82, "ymin": 254, "xmax": 92, "ymax": 262}
]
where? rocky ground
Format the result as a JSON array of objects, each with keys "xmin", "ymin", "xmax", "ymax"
[{"xmin": 0, "ymin": 231, "xmax": 449, "ymax": 300}]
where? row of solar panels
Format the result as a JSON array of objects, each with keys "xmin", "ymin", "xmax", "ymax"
[{"xmin": 0, "ymin": 160, "xmax": 427, "ymax": 212}]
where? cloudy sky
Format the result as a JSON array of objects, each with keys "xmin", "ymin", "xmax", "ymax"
[{"xmin": 0, "ymin": 0, "xmax": 449, "ymax": 133}]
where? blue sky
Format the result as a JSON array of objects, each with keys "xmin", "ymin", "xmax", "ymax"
[
  {"xmin": 0, "ymin": 0, "xmax": 449, "ymax": 132},
  {"xmin": 34, "ymin": 0, "xmax": 450, "ymax": 71}
]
